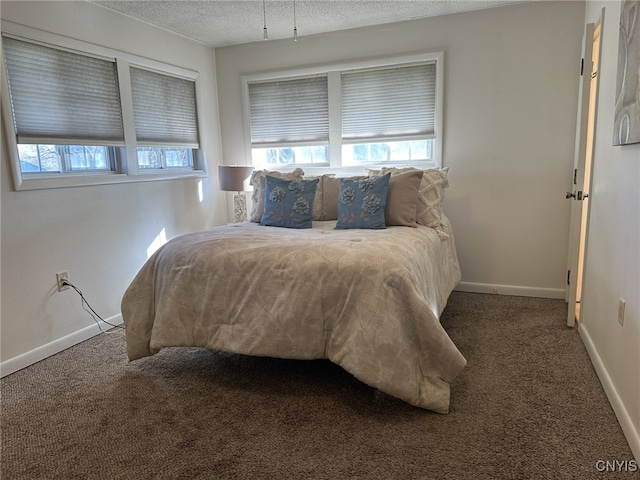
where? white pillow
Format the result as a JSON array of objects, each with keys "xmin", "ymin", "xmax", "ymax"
[{"xmin": 380, "ymin": 167, "xmax": 450, "ymax": 238}]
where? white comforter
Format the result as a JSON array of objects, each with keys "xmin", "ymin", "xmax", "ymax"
[{"xmin": 121, "ymin": 218, "xmax": 466, "ymax": 413}]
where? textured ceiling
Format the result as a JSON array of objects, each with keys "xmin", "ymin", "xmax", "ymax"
[{"xmin": 90, "ymin": 0, "xmax": 528, "ymax": 47}]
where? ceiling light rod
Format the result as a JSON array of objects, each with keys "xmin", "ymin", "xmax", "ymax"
[
  {"xmin": 263, "ymin": 0, "xmax": 268, "ymax": 40},
  {"xmin": 293, "ymin": 0, "xmax": 298, "ymax": 41}
]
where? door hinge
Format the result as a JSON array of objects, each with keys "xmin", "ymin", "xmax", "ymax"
[
  {"xmin": 580, "ymin": 58, "xmax": 584, "ymax": 76},
  {"xmin": 573, "ymin": 168, "xmax": 577, "ymax": 185},
  {"xmin": 567, "ymin": 270, "xmax": 571, "ymax": 286}
]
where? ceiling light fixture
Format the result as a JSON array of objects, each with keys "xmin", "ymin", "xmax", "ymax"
[
  {"xmin": 293, "ymin": 0, "xmax": 298, "ymax": 41},
  {"xmin": 263, "ymin": 0, "xmax": 268, "ymax": 40}
]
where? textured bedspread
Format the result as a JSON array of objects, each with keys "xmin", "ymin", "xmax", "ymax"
[{"xmin": 121, "ymin": 218, "xmax": 466, "ymax": 413}]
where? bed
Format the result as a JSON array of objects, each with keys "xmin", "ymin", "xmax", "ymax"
[{"xmin": 121, "ymin": 169, "xmax": 467, "ymax": 414}]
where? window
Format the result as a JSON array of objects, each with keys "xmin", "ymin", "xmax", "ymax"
[
  {"xmin": 2, "ymin": 36, "xmax": 123, "ymax": 179},
  {"xmin": 248, "ymin": 76, "xmax": 329, "ymax": 167},
  {"xmin": 243, "ymin": 53, "xmax": 443, "ymax": 171},
  {"xmin": 1, "ymin": 26, "xmax": 205, "ymax": 190},
  {"xmin": 130, "ymin": 66, "xmax": 199, "ymax": 171},
  {"xmin": 17, "ymin": 145, "xmax": 112, "ymax": 173},
  {"xmin": 137, "ymin": 147, "xmax": 193, "ymax": 169},
  {"xmin": 341, "ymin": 64, "xmax": 436, "ymax": 166}
]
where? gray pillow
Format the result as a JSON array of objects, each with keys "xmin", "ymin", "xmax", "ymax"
[
  {"xmin": 321, "ymin": 176, "xmax": 341, "ymax": 220},
  {"xmin": 381, "ymin": 167, "xmax": 449, "ymax": 229},
  {"xmin": 305, "ymin": 174, "xmax": 335, "ymax": 221},
  {"xmin": 323, "ymin": 171, "xmax": 423, "ymax": 227},
  {"xmin": 385, "ymin": 169, "xmax": 423, "ymax": 227}
]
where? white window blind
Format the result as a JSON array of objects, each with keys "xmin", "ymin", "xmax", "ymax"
[
  {"xmin": 2, "ymin": 37, "xmax": 125, "ymax": 145},
  {"xmin": 130, "ymin": 66, "xmax": 199, "ymax": 147},
  {"xmin": 248, "ymin": 76, "xmax": 329, "ymax": 146},
  {"xmin": 341, "ymin": 64, "xmax": 436, "ymax": 142}
]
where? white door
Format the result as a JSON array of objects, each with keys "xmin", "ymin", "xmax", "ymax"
[{"xmin": 566, "ymin": 14, "xmax": 603, "ymax": 328}]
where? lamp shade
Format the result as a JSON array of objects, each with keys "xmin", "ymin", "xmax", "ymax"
[{"xmin": 218, "ymin": 165, "xmax": 254, "ymax": 192}]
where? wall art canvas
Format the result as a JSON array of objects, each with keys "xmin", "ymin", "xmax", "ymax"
[{"xmin": 613, "ymin": 0, "xmax": 640, "ymax": 146}]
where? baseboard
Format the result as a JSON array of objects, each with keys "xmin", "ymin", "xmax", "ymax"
[
  {"xmin": 455, "ymin": 282, "xmax": 566, "ymax": 299},
  {"xmin": 579, "ymin": 324, "xmax": 640, "ymax": 461},
  {"xmin": 0, "ymin": 314, "xmax": 123, "ymax": 378}
]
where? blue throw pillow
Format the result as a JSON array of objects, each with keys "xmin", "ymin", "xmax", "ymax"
[
  {"xmin": 260, "ymin": 176, "xmax": 319, "ymax": 229},
  {"xmin": 335, "ymin": 173, "xmax": 391, "ymax": 230}
]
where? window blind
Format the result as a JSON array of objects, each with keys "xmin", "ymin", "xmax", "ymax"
[
  {"xmin": 2, "ymin": 37, "xmax": 125, "ymax": 145},
  {"xmin": 248, "ymin": 76, "xmax": 329, "ymax": 146},
  {"xmin": 130, "ymin": 67, "xmax": 199, "ymax": 147},
  {"xmin": 341, "ymin": 64, "xmax": 436, "ymax": 142}
]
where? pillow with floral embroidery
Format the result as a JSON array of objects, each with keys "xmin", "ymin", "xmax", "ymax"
[
  {"xmin": 335, "ymin": 173, "xmax": 390, "ymax": 230},
  {"xmin": 249, "ymin": 168, "xmax": 305, "ymax": 222},
  {"xmin": 260, "ymin": 176, "xmax": 319, "ymax": 229}
]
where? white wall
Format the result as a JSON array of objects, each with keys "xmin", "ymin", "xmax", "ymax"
[
  {"xmin": 579, "ymin": 1, "xmax": 640, "ymax": 460},
  {"xmin": 0, "ymin": 1, "xmax": 226, "ymax": 370},
  {"xmin": 215, "ymin": 1, "xmax": 585, "ymax": 298}
]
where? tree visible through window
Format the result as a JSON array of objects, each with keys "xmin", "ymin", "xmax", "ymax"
[{"xmin": 16, "ymin": 145, "xmax": 110, "ymax": 173}]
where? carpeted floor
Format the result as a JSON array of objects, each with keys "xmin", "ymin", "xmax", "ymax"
[{"xmin": 1, "ymin": 292, "xmax": 637, "ymax": 479}]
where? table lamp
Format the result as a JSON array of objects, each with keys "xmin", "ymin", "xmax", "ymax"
[{"xmin": 218, "ymin": 165, "xmax": 254, "ymax": 222}]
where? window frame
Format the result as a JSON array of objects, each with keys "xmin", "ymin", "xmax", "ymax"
[
  {"xmin": 241, "ymin": 52, "xmax": 444, "ymax": 174},
  {"xmin": 1, "ymin": 21, "xmax": 207, "ymax": 191}
]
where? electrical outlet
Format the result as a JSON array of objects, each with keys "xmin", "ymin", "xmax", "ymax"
[
  {"xmin": 56, "ymin": 271, "xmax": 70, "ymax": 292},
  {"xmin": 618, "ymin": 298, "xmax": 626, "ymax": 326}
]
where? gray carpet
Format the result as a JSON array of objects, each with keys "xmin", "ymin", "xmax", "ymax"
[{"xmin": 1, "ymin": 292, "xmax": 637, "ymax": 479}]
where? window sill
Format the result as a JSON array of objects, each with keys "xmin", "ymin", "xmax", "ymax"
[
  {"xmin": 12, "ymin": 170, "xmax": 208, "ymax": 191},
  {"xmin": 265, "ymin": 161, "xmax": 439, "ymax": 177}
]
